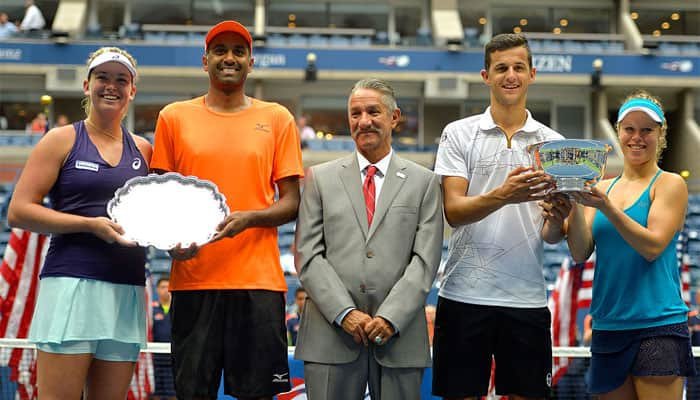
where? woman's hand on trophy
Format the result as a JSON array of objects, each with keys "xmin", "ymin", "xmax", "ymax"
[{"xmin": 567, "ymin": 185, "xmax": 609, "ymax": 210}]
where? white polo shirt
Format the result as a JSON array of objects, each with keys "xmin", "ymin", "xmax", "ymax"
[{"xmin": 434, "ymin": 107, "xmax": 564, "ymax": 308}]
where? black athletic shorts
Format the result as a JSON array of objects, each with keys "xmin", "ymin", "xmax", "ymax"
[
  {"xmin": 432, "ymin": 297, "xmax": 553, "ymax": 398},
  {"xmin": 170, "ymin": 289, "xmax": 291, "ymax": 399}
]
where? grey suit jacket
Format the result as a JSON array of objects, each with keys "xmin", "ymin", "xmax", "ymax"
[{"xmin": 294, "ymin": 152, "xmax": 443, "ymax": 368}]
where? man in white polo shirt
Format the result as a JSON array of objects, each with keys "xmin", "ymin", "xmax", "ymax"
[{"xmin": 432, "ymin": 33, "xmax": 571, "ymax": 400}]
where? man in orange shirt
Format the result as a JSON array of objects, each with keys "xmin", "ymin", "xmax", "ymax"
[{"xmin": 150, "ymin": 20, "xmax": 304, "ymax": 400}]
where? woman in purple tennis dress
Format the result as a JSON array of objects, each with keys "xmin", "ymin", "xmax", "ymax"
[{"xmin": 8, "ymin": 46, "xmax": 152, "ymax": 399}]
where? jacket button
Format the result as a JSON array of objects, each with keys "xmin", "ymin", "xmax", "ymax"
[{"xmin": 366, "ymin": 251, "xmax": 374, "ymax": 258}]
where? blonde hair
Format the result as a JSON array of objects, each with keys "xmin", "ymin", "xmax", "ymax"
[
  {"xmin": 82, "ymin": 47, "xmax": 138, "ymax": 119},
  {"xmin": 616, "ymin": 89, "xmax": 667, "ymax": 162}
]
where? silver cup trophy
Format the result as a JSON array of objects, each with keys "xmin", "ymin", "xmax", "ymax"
[{"xmin": 527, "ymin": 139, "xmax": 611, "ymax": 193}]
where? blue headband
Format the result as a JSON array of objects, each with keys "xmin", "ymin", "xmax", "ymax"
[{"xmin": 617, "ymin": 98, "xmax": 664, "ymax": 124}]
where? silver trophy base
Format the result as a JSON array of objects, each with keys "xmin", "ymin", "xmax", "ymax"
[{"xmin": 553, "ymin": 177, "xmax": 590, "ymax": 193}]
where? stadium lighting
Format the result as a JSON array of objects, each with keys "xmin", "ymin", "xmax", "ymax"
[
  {"xmin": 591, "ymin": 59, "xmax": 603, "ymax": 89},
  {"xmin": 40, "ymin": 95, "xmax": 52, "ymax": 132},
  {"xmin": 305, "ymin": 52, "xmax": 317, "ymax": 82}
]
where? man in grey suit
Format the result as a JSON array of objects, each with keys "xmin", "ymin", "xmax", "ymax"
[{"xmin": 294, "ymin": 78, "xmax": 444, "ymax": 400}]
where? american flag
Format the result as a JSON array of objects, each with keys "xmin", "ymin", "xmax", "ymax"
[
  {"xmin": 0, "ymin": 228, "xmax": 154, "ymax": 399},
  {"xmin": 127, "ymin": 270, "xmax": 154, "ymax": 400},
  {"xmin": 548, "ymin": 257, "xmax": 584, "ymax": 386},
  {"xmin": 0, "ymin": 229, "xmax": 48, "ymax": 400},
  {"xmin": 576, "ymin": 258, "xmax": 595, "ymax": 309},
  {"xmin": 677, "ymin": 231, "xmax": 692, "ymax": 307}
]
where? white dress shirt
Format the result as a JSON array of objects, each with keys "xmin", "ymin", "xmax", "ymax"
[
  {"xmin": 356, "ymin": 149, "xmax": 393, "ymax": 209},
  {"xmin": 20, "ymin": 5, "xmax": 45, "ymax": 30}
]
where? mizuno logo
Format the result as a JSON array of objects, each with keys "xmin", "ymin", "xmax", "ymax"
[
  {"xmin": 255, "ymin": 123, "xmax": 270, "ymax": 133},
  {"xmin": 272, "ymin": 372, "xmax": 289, "ymax": 383}
]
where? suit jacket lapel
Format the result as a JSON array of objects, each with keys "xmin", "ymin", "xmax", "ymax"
[
  {"xmin": 339, "ymin": 154, "xmax": 370, "ymax": 236},
  {"xmin": 367, "ymin": 154, "xmax": 407, "ymax": 241}
]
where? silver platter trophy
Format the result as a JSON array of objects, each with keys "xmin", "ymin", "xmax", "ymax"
[
  {"xmin": 527, "ymin": 139, "xmax": 611, "ymax": 193},
  {"xmin": 107, "ymin": 172, "xmax": 229, "ymax": 250}
]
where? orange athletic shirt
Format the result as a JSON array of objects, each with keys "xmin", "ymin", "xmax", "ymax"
[{"xmin": 151, "ymin": 96, "xmax": 304, "ymax": 291}]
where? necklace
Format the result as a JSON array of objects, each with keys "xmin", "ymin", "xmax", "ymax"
[{"xmin": 85, "ymin": 119, "xmax": 122, "ymax": 141}]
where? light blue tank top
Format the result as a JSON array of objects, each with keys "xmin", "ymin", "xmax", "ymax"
[{"xmin": 591, "ymin": 170, "xmax": 688, "ymax": 330}]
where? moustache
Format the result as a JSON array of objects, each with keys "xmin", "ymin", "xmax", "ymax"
[
  {"xmin": 217, "ymin": 62, "xmax": 241, "ymax": 71},
  {"xmin": 354, "ymin": 127, "xmax": 382, "ymax": 135}
]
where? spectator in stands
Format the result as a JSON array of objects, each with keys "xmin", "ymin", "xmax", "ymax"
[
  {"xmin": 19, "ymin": 0, "xmax": 44, "ymax": 32},
  {"xmin": 566, "ymin": 90, "xmax": 695, "ymax": 399},
  {"xmin": 425, "ymin": 304, "xmax": 436, "ymax": 346},
  {"xmin": 150, "ymin": 20, "xmax": 303, "ymax": 400},
  {"xmin": 55, "ymin": 113, "xmax": 69, "ymax": 127},
  {"xmin": 294, "ymin": 78, "xmax": 443, "ymax": 399},
  {"xmin": 28, "ymin": 111, "xmax": 47, "ymax": 134},
  {"xmin": 0, "ymin": 12, "xmax": 18, "ymax": 38},
  {"xmin": 432, "ymin": 33, "xmax": 570, "ymax": 400},
  {"xmin": 297, "ymin": 114, "xmax": 316, "ymax": 147},
  {"xmin": 583, "ymin": 313, "xmax": 593, "ymax": 346},
  {"xmin": 286, "ymin": 286, "xmax": 306, "ymax": 345},
  {"xmin": 7, "ymin": 46, "xmax": 152, "ymax": 400},
  {"xmin": 0, "ymin": 105, "xmax": 8, "ymax": 130},
  {"xmin": 152, "ymin": 278, "xmax": 175, "ymax": 400},
  {"xmin": 279, "ymin": 240, "xmax": 297, "ymax": 275}
]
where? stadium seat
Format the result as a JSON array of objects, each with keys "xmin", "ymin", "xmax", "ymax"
[
  {"xmin": 329, "ymin": 35, "xmax": 351, "ymax": 47},
  {"xmin": 687, "ymin": 215, "xmax": 700, "ymax": 230},
  {"xmin": 681, "ymin": 43, "xmax": 700, "ymax": 55},
  {"xmin": 528, "ymin": 39, "xmax": 543, "ymax": 52},
  {"xmin": 287, "ymin": 34, "xmax": 308, "ymax": 47},
  {"xmin": 278, "ymin": 222, "xmax": 296, "ymax": 235},
  {"xmin": 542, "ymin": 40, "xmax": 563, "ymax": 52},
  {"xmin": 125, "ymin": 23, "xmax": 142, "ymax": 40},
  {"xmin": 188, "ymin": 32, "xmax": 206, "ymax": 44},
  {"xmin": 308, "ymin": 34, "xmax": 329, "ymax": 47},
  {"xmin": 583, "ymin": 42, "xmax": 604, "ymax": 53},
  {"xmin": 266, "ymin": 33, "xmax": 287, "ymax": 47},
  {"xmin": 605, "ymin": 42, "xmax": 625, "ymax": 52},
  {"xmin": 416, "ymin": 27, "xmax": 432, "ymax": 47},
  {"xmin": 84, "ymin": 24, "xmax": 103, "ymax": 40},
  {"xmin": 149, "ymin": 258, "xmax": 172, "ymax": 274},
  {"xmin": 321, "ymin": 139, "xmax": 344, "ymax": 151},
  {"xmin": 305, "ymin": 139, "xmax": 325, "ymax": 151},
  {"xmin": 463, "ymin": 27, "xmax": 479, "ymax": 48},
  {"xmin": 165, "ymin": 33, "xmax": 187, "ymax": 43},
  {"xmin": 144, "ymin": 31, "xmax": 166, "ymax": 42},
  {"xmin": 658, "ymin": 42, "xmax": 681, "ymax": 54},
  {"xmin": 374, "ymin": 31, "xmax": 389, "ymax": 45},
  {"xmin": 562, "ymin": 40, "xmax": 584, "ymax": 52},
  {"xmin": 350, "ymin": 35, "xmax": 372, "ymax": 47},
  {"xmin": 278, "ymin": 233, "xmax": 294, "ymax": 250}
]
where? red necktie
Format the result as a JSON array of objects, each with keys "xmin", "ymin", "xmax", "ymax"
[{"xmin": 363, "ymin": 165, "xmax": 378, "ymax": 227}]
